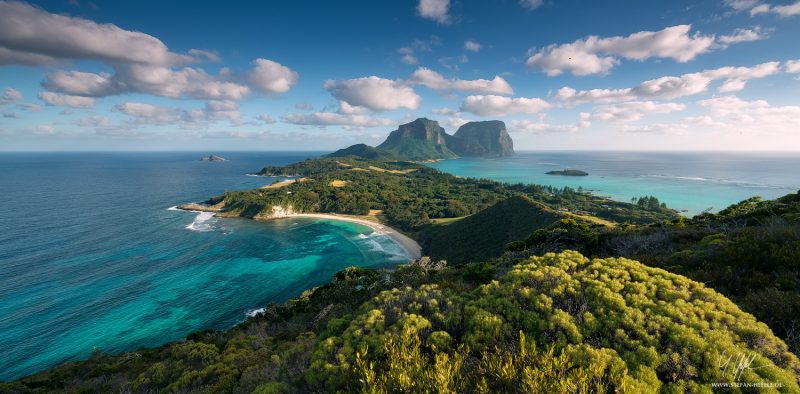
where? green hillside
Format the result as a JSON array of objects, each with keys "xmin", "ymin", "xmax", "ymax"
[
  {"xmin": 326, "ymin": 144, "xmax": 400, "ymax": 162},
  {"xmin": 420, "ymin": 195, "xmax": 564, "ymax": 264},
  {"xmin": 6, "ymin": 251, "xmax": 798, "ymax": 392}
]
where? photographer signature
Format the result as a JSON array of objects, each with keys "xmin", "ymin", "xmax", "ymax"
[{"xmin": 717, "ymin": 351, "xmax": 767, "ymax": 381}]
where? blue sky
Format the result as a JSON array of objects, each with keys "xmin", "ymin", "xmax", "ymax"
[{"xmin": 1, "ymin": 0, "xmax": 799, "ymax": 151}]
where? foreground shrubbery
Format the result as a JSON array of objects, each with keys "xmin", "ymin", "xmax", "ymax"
[
  {"xmin": 513, "ymin": 192, "xmax": 800, "ymax": 357},
  {"xmin": 6, "ymin": 251, "xmax": 798, "ymax": 393}
]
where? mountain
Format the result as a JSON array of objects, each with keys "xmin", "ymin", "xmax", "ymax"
[
  {"xmin": 326, "ymin": 143, "xmax": 399, "ymax": 161},
  {"xmin": 420, "ymin": 195, "xmax": 563, "ymax": 264},
  {"xmin": 449, "ymin": 120, "xmax": 514, "ymax": 158},
  {"xmin": 377, "ymin": 118, "xmax": 458, "ymax": 161}
]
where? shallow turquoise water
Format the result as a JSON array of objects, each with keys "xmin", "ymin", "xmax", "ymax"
[
  {"xmin": 428, "ymin": 151, "xmax": 800, "ymax": 215},
  {"xmin": 0, "ymin": 152, "xmax": 409, "ymax": 381}
]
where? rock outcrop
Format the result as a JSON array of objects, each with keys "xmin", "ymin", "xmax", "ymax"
[
  {"xmin": 377, "ymin": 118, "xmax": 458, "ymax": 161},
  {"xmin": 449, "ymin": 120, "xmax": 514, "ymax": 158}
]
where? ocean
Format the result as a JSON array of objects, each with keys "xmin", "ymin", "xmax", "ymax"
[
  {"xmin": 1, "ymin": 150, "xmax": 798, "ymax": 381},
  {"xmin": 0, "ymin": 152, "xmax": 410, "ymax": 381},
  {"xmin": 428, "ymin": 151, "xmax": 800, "ymax": 215}
]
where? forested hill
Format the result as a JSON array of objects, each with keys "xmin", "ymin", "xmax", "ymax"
[
  {"xmin": 236, "ymin": 157, "xmax": 676, "ymax": 234},
  {"xmin": 5, "ymin": 155, "xmax": 800, "ymax": 391}
]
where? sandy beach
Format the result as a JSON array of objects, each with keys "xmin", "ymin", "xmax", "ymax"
[{"xmin": 285, "ymin": 213, "xmax": 422, "ymax": 260}]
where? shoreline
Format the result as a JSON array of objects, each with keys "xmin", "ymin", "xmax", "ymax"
[
  {"xmin": 175, "ymin": 206, "xmax": 422, "ymax": 260},
  {"xmin": 283, "ymin": 213, "xmax": 422, "ymax": 260}
]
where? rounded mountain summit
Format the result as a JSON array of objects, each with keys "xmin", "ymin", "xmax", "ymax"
[{"xmin": 329, "ymin": 118, "xmax": 514, "ymax": 161}]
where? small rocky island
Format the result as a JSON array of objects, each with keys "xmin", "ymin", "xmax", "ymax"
[
  {"xmin": 200, "ymin": 154, "xmax": 226, "ymax": 162},
  {"xmin": 546, "ymin": 169, "xmax": 588, "ymax": 176}
]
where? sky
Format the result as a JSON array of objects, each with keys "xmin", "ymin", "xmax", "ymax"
[{"xmin": 1, "ymin": 0, "xmax": 799, "ymax": 151}]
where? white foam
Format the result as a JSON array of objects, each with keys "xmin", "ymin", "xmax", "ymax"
[
  {"xmin": 246, "ymin": 308, "xmax": 266, "ymax": 318},
  {"xmin": 186, "ymin": 211, "xmax": 216, "ymax": 232},
  {"xmin": 644, "ymin": 174, "xmax": 782, "ymax": 189},
  {"xmin": 166, "ymin": 206, "xmax": 180, "ymax": 211}
]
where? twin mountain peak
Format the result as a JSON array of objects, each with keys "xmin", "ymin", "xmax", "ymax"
[{"xmin": 329, "ymin": 118, "xmax": 514, "ymax": 161}]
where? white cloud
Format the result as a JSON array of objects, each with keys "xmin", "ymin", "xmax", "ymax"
[
  {"xmin": 460, "ymin": 95, "xmax": 550, "ymax": 116},
  {"xmin": 593, "ymin": 101, "xmax": 686, "ymax": 122},
  {"xmin": 464, "ymin": 40, "xmax": 482, "ymax": 52},
  {"xmin": 527, "ymin": 25, "xmax": 716, "ymax": 76},
  {"xmin": 73, "ymin": 115, "xmax": 110, "ymax": 128},
  {"xmin": 295, "ymin": 102, "xmax": 314, "ymax": 110},
  {"xmin": 718, "ymin": 27, "xmax": 769, "ymax": 45},
  {"xmin": 0, "ymin": 1, "xmax": 191, "ymax": 66},
  {"xmin": 557, "ymin": 61, "xmax": 782, "ymax": 104},
  {"xmin": 188, "ymin": 49, "xmax": 221, "ymax": 63},
  {"xmin": 324, "ymin": 76, "xmax": 421, "ymax": 111},
  {"xmin": 409, "ymin": 68, "xmax": 514, "ymax": 95},
  {"xmin": 38, "ymin": 92, "xmax": 95, "ymax": 108},
  {"xmin": 246, "ymin": 58, "xmax": 299, "ymax": 94},
  {"xmin": 519, "ymin": 0, "xmax": 544, "ymax": 10},
  {"xmin": 555, "ymin": 87, "xmax": 635, "ymax": 105},
  {"xmin": 510, "ymin": 113, "xmax": 591, "ymax": 133},
  {"xmin": 621, "ymin": 123, "xmax": 689, "ymax": 134},
  {"xmin": 698, "ymin": 95, "xmax": 800, "ymax": 134},
  {"xmin": 282, "ymin": 112, "xmax": 395, "ymax": 128},
  {"xmin": 33, "ymin": 124, "xmax": 55, "ymax": 134},
  {"xmin": 256, "ymin": 114, "xmax": 276, "ymax": 124},
  {"xmin": 748, "ymin": 1, "xmax": 800, "ymax": 16},
  {"xmin": 398, "ymin": 47, "xmax": 418, "ymax": 65},
  {"xmin": 2, "ymin": 87, "xmax": 22, "ymax": 102},
  {"xmin": 786, "ymin": 59, "xmax": 800, "ymax": 73},
  {"xmin": 431, "ymin": 107, "xmax": 458, "ymax": 115},
  {"xmin": 112, "ymin": 101, "xmax": 241, "ymax": 128},
  {"xmin": 724, "ymin": 0, "xmax": 760, "ymax": 10},
  {"xmin": 417, "ymin": 0, "xmax": 450, "ymax": 24}
]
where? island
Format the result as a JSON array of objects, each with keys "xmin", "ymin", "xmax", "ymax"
[
  {"xmin": 8, "ymin": 124, "xmax": 800, "ymax": 393},
  {"xmin": 546, "ymin": 169, "xmax": 588, "ymax": 176},
  {"xmin": 200, "ymin": 154, "xmax": 226, "ymax": 162}
]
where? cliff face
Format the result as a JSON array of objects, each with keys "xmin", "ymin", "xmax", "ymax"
[
  {"xmin": 449, "ymin": 120, "xmax": 514, "ymax": 158},
  {"xmin": 377, "ymin": 118, "xmax": 458, "ymax": 160}
]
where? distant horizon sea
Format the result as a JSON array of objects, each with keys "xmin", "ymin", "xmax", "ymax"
[{"xmin": 1, "ymin": 150, "xmax": 798, "ymax": 380}]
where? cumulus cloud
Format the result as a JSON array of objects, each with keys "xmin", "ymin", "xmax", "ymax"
[
  {"xmin": 527, "ymin": 25, "xmax": 716, "ymax": 76},
  {"xmin": 324, "ymin": 76, "xmax": 421, "ymax": 111},
  {"xmin": 620, "ymin": 123, "xmax": 689, "ymax": 134},
  {"xmin": 2, "ymin": 87, "xmax": 22, "ymax": 102},
  {"xmin": 38, "ymin": 91, "xmax": 95, "ymax": 108},
  {"xmin": 396, "ymin": 37, "xmax": 440, "ymax": 65},
  {"xmin": 555, "ymin": 87, "xmax": 635, "ymax": 105},
  {"xmin": 510, "ymin": 113, "xmax": 591, "ymax": 133},
  {"xmin": 593, "ymin": 101, "xmax": 686, "ymax": 122},
  {"xmin": 0, "ymin": 1, "xmax": 191, "ymax": 66},
  {"xmin": 464, "ymin": 40, "xmax": 482, "ymax": 52},
  {"xmin": 246, "ymin": 58, "xmax": 299, "ymax": 94},
  {"xmin": 409, "ymin": 68, "xmax": 514, "ymax": 95},
  {"xmin": 717, "ymin": 27, "xmax": 769, "ymax": 45},
  {"xmin": 460, "ymin": 95, "xmax": 550, "ymax": 116},
  {"xmin": 417, "ymin": 0, "xmax": 450, "ymax": 24},
  {"xmin": 0, "ymin": 2, "xmax": 297, "ymax": 104},
  {"xmin": 786, "ymin": 59, "xmax": 800, "ymax": 73},
  {"xmin": 256, "ymin": 114, "xmax": 276, "ymax": 124},
  {"xmin": 697, "ymin": 95, "xmax": 800, "ymax": 134},
  {"xmin": 112, "ymin": 101, "xmax": 241, "ymax": 128},
  {"xmin": 73, "ymin": 115, "xmax": 110, "ymax": 128},
  {"xmin": 746, "ymin": 0, "xmax": 800, "ymax": 16},
  {"xmin": 282, "ymin": 112, "xmax": 395, "ymax": 128},
  {"xmin": 519, "ymin": 0, "xmax": 544, "ymax": 10},
  {"xmin": 556, "ymin": 61, "xmax": 782, "ymax": 104}
]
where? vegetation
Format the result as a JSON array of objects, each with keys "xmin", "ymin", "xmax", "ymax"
[
  {"xmin": 326, "ymin": 144, "xmax": 400, "ymax": 162},
  {"xmin": 513, "ymin": 191, "xmax": 800, "ymax": 356},
  {"xmin": 5, "ymin": 251, "xmax": 798, "ymax": 393},
  {"xmin": 420, "ymin": 195, "xmax": 564, "ymax": 264},
  {"xmin": 7, "ymin": 153, "xmax": 797, "ymax": 392},
  {"xmin": 234, "ymin": 157, "xmax": 677, "ymax": 235}
]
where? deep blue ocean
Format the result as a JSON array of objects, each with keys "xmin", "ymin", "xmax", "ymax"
[
  {"xmin": 1, "ymin": 151, "xmax": 799, "ymax": 381},
  {"xmin": 0, "ymin": 152, "xmax": 410, "ymax": 381}
]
